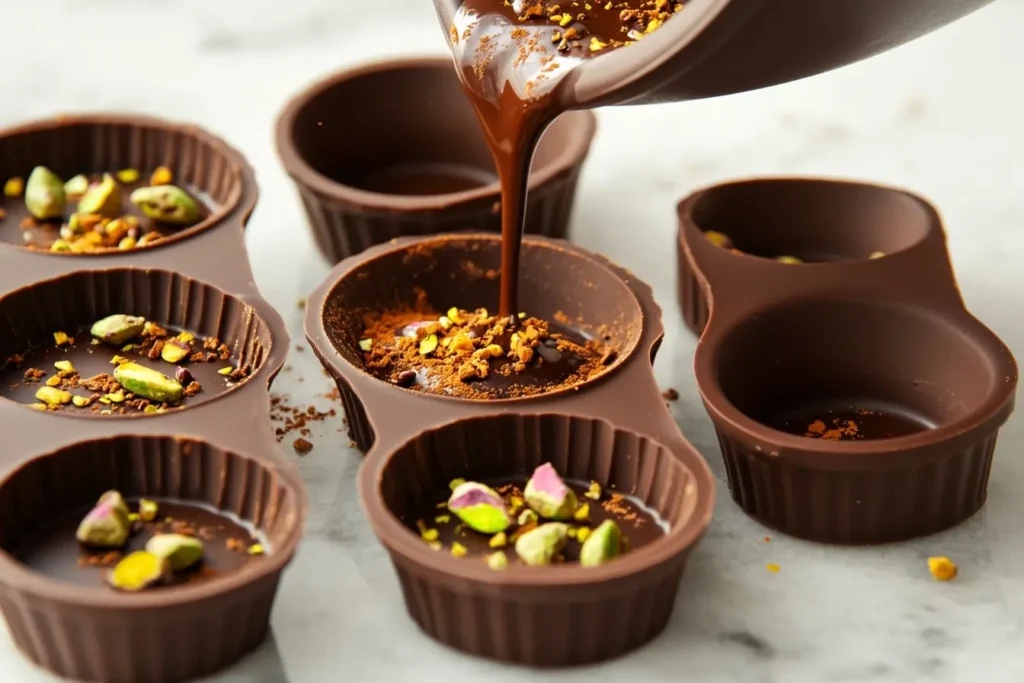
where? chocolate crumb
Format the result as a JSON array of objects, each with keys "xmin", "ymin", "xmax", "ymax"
[
  {"xmin": 662, "ymin": 388, "xmax": 679, "ymax": 401},
  {"xmin": 293, "ymin": 437, "xmax": 313, "ymax": 455}
]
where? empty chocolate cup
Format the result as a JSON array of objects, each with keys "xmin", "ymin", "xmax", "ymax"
[
  {"xmin": 306, "ymin": 233, "xmax": 644, "ymax": 451},
  {"xmin": 677, "ymin": 178, "xmax": 937, "ymax": 335},
  {"xmin": 360, "ymin": 412, "xmax": 711, "ymax": 666},
  {"xmin": 680, "ymin": 178, "xmax": 1018, "ymax": 544},
  {"xmin": 0, "ymin": 114, "xmax": 245, "ymax": 255},
  {"xmin": 0, "ymin": 435, "xmax": 305, "ymax": 683},
  {"xmin": 0, "ymin": 268, "xmax": 273, "ymax": 417},
  {"xmin": 275, "ymin": 57, "xmax": 597, "ymax": 263}
]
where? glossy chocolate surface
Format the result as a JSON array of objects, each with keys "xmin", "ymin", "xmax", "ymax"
[{"xmin": 17, "ymin": 500, "xmax": 263, "ymax": 589}]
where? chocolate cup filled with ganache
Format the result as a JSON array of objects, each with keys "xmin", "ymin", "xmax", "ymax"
[
  {"xmin": 306, "ymin": 233, "xmax": 714, "ymax": 665},
  {"xmin": 0, "ymin": 114, "xmax": 307, "ymax": 682},
  {"xmin": 0, "ymin": 435, "xmax": 304, "ymax": 683},
  {"xmin": 0, "ymin": 114, "xmax": 245, "ymax": 255},
  {"xmin": 678, "ymin": 178, "xmax": 1017, "ymax": 544},
  {"xmin": 275, "ymin": 57, "xmax": 597, "ymax": 263},
  {"xmin": 0, "ymin": 269, "xmax": 270, "ymax": 417},
  {"xmin": 359, "ymin": 414, "xmax": 710, "ymax": 666}
]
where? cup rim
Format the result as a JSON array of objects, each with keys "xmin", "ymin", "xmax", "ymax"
[
  {"xmin": 358, "ymin": 412, "xmax": 714, "ymax": 588},
  {"xmin": 695, "ymin": 296, "xmax": 1019, "ymax": 459},
  {"xmin": 274, "ymin": 55, "xmax": 598, "ymax": 212},
  {"xmin": 0, "ymin": 434, "xmax": 307, "ymax": 608}
]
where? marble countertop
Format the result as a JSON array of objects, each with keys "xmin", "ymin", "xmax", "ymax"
[{"xmin": 1, "ymin": 1, "xmax": 1023, "ymax": 681}]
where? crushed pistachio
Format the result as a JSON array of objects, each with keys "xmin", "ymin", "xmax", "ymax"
[
  {"xmin": 434, "ymin": 514, "xmax": 451, "ymax": 524},
  {"xmin": 53, "ymin": 331, "xmax": 70, "ymax": 346},
  {"xmin": 573, "ymin": 503, "xmax": 590, "ymax": 522},
  {"xmin": 115, "ymin": 169, "xmax": 140, "ymax": 184},
  {"xmin": 139, "ymin": 498, "xmax": 159, "ymax": 522},
  {"xmin": 3, "ymin": 177, "xmax": 24, "ymax": 198},
  {"xmin": 150, "ymin": 166, "xmax": 173, "ymax": 186},
  {"xmin": 248, "ymin": 543, "xmax": 265, "ymax": 556},
  {"xmin": 450, "ymin": 542, "xmax": 468, "ymax": 558},
  {"xmin": 419, "ymin": 333, "xmax": 439, "ymax": 356},
  {"xmin": 576, "ymin": 526, "xmax": 592, "ymax": 543},
  {"xmin": 54, "ymin": 360, "xmax": 74, "ymax": 373},
  {"xmin": 358, "ymin": 338, "xmax": 373, "ymax": 352},
  {"xmin": 928, "ymin": 556, "xmax": 957, "ymax": 581},
  {"xmin": 218, "ymin": 366, "xmax": 234, "ymax": 376},
  {"xmin": 489, "ymin": 531, "xmax": 507, "ymax": 548},
  {"xmin": 487, "ymin": 551, "xmax": 509, "ymax": 570},
  {"xmin": 584, "ymin": 481, "xmax": 602, "ymax": 500}
]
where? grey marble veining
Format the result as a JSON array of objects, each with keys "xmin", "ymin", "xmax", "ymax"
[{"xmin": 1, "ymin": 1, "xmax": 1023, "ymax": 681}]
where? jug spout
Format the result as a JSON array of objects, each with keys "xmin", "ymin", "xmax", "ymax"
[{"xmin": 559, "ymin": 0, "xmax": 997, "ymax": 108}]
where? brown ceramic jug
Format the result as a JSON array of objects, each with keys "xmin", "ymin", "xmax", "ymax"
[{"xmin": 436, "ymin": 0, "xmax": 995, "ymax": 107}]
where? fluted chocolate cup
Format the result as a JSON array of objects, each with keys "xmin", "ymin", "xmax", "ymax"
[
  {"xmin": 305, "ymin": 233, "xmax": 715, "ymax": 665},
  {"xmin": 0, "ymin": 113, "xmax": 307, "ymax": 681},
  {"xmin": 679, "ymin": 178, "xmax": 1017, "ymax": 544},
  {"xmin": 275, "ymin": 57, "xmax": 597, "ymax": 263}
]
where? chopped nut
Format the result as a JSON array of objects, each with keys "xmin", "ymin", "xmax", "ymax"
[
  {"xmin": 71, "ymin": 395, "xmax": 91, "ymax": 408},
  {"xmin": 54, "ymin": 360, "xmax": 74, "ymax": 373},
  {"xmin": 139, "ymin": 498, "xmax": 159, "ymax": 522},
  {"xmin": 489, "ymin": 531, "xmax": 507, "ymax": 548},
  {"xmin": 150, "ymin": 166, "xmax": 173, "ymax": 186},
  {"xmin": 448, "ymin": 481, "xmax": 511, "ymax": 534},
  {"xmin": 45, "ymin": 375, "xmax": 61, "ymax": 387},
  {"xmin": 35, "ymin": 386, "xmax": 71, "ymax": 405},
  {"xmin": 115, "ymin": 169, "xmax": 140, "ymax": 184},
  {"xmin": 53, "ymin": 331, "xmax": 69, "ymax": 346},
  {"xmin": 160, "ymin": 339, "xmax": 190, "ymax": 364},
  {"xmin": 514, "ymin": 523, "xmax": 569, "ymax": 566},
  {"xmin": 107, "ymin": 551, "xmax": 167, "ymax": 591},
  {"xmin": 24, "ymin": 166, "xmax": 66, "ymax": 220},
  {"xmin": 3, "ymin": 177, "xmax": 24, "ymax": 198},
  {"xmin": 129, "ymin": 185, "xmax": 201, "ymax": 225},
  {"xmin": 928, "ymin": 556, "xmax": 957, "ymax": 581},
  {"xmin": 576, "ymin": 526, "xmax": 592, "ymax": 543},
  {"xmin": 64, "ymin": 174, "xmax": 89, "ymax": 196},
  {"xmin": 419, "ymin": 333, "xmax": 439, "ymax": 356},
  {"xmin": 358, "ymin": 338, "xmax": 372, "ymax": 352},
  {"xmin": 76, "ymin": 491, "xmax": 131, "ymax": 548},
  {"xmin": 450, "ymin": 542, "xmax": 468, "ymax": 558},
  {"xmin": 517, "ymin": 509, "xmax": 538, "ymax": 526},
  {"xmin": 420, "ymin": 527, "xmax": 439, "ymax": 542},
  {"xmin": 248, "ymin": 543, "xmax": 265, "ymax": 556},
  {"xmin": 580, "ymin": 520, "xmax": 622, "ymax": 568},
  {"xmin": 91, "ymin": 314, "xmax": 146, "ymax": 346},
  {"xmin": 145, "ymin": 533, "xmax": 204, "ymax": 571},
  {"xmin": 218, "ymin": 366, "xmax": 233, "ymax": 376},
  {"xmin": 113, "ymin": 362, "xmax": 183, "ymax": 404},
  {"xmin": 77, "ymin": 174, "xmax": 121, "ymax": 218},
  {"xmin": 573, "ymin": 503, "xmax": 590, "ymax": 522},
  {"xmin": 487, "ymin": 551, "xmax": 509, "ymax": 570},
  {"xmin": 584, "ymin": 481, "xmax": 602, "ymax": 500},
  {"xmin": 524, "ymin": 462, "xmax": 578, "ymax": 520}
]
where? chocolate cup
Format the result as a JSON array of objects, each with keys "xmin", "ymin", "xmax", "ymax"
[
  {"xmin": 0, "ymin": 114, "xmax": 245, "ymax": 256},
  {"xmin": 275, "ymin": 57, "xmax": 597, "ymax": 263},
  {"xmin": 362, "ymin": 413, "xmax": 706, "ymax": 666},
  {"xmin": 679, "ymin": 178, "xmax": 1018, "ymax": 544},
  {"xmin": 306, "ymin": 233, "xmax": 714, "ymax": 665},
  {"xmin": 0, "ymin": 435, "xmax": 304, "ymax": 683},
  {"xmin": 0, "ymin": 267, "xmax": 273, "ymax": 417},
  {"xmin": 677, "ymin": 178, "xmax": 937, "ymax": 335},
  {"xmin": 0, "ymin": 114, "xmax": 307, "ymax": 681}
]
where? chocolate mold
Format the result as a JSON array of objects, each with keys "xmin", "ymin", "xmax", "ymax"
[
  {"xmin": 0, "ymin": 435, "xmax": 303, "ymax": 683},
  {"xmin": 677, "ymin": 177, "xmax": 936, "ymax": 335},
  {"xmin": 0, "ymin": 268, "xmax": 271, "ymax": 417},
  {"xmin": 0, "ymin": 114, "xmax": 244, "ymax": 255},
  {"xmin": 275, "ymin": 57, "xmax": 597, "ymax": 263},
  {"xmin": 678, "ymin": 178, "xmax": 1017, "ymax": 544},
  {"xmin": 306, "ymin": 233, "xmax": 714, "ymax": 666},
  {"xmin": 0, "ymin": 114, "xmax": 306, "ymax": 682}
]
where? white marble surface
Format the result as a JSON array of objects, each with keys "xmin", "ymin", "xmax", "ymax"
[{"xmin": 1, "ymin": 1, "xmax": 1023, "ymax": 681}]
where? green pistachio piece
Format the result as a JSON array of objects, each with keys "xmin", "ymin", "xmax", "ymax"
[
  {"xmin": 358, "ymin": 338, "xmax": 372, "ymax": 352},
  {"xmin": 487, "ymin": 551, "xmax": 509, "ymax": 571},
  {"xmin": 107, "ymin": 551, "xmax": 168, "ymax": 591},
  {"xmin": 514, "ymin": 522, "xmax": 569, "ymax": 567},
  {"xmin": 704, "ymin": 230, "xmax": 734, "ymax": 249},
  {"xmin": 145, "ymin": 533, "xmax": 204, "ymax": 572},
  {"xmin": 25, "ymin": 166, "xmax": 66, "ymax": 220},
  {"xmin": 35, "ymin": 386, "xmax": 71, "ymax": 405},
  {"xmin": 91, "ymin": 314, "xmax": 146, "ymax": 346},
  {"xmin": 129, "ymin": 185, "xmax": 201, "ymax": 225},
  {"xmin": 76, "ymin": 491, "xmax": 131, "ymax": 548},
  {"xmin": 448, "ymin": 481, "xmax": 511, "ymax": 534},
  {"xmin": 64, "ymin": 174, "xmax": 89, "ymax": 196},
  {"xmin": 579, "ymin": 519, "xmax": 623, "ymax": 568},
  {"xmin": 139, "ymin": 498, "xmax": 159, "ymax": 522},
  {"xmin": 113, "ymin": 362, "xmax": 183, "ymax": 404},
  {"xmin": 517, "ymin": 509, "xmax": 538, "ymax": 526},
  {"xmin": 160, "ymin": 339, "xmax": 190, "ymax": 364},
  {"xmin": 77, "ymin": 174, "xmax": 121, "ymax": 218},
  {"xmin": 523, "ymin": 462, "xmax": 578, "ymax": 520}
]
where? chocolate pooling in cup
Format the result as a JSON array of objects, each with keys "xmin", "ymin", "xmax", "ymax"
[{"xmin": 439, "ymin": 0, "xmax": 688, "ymax": 317}]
